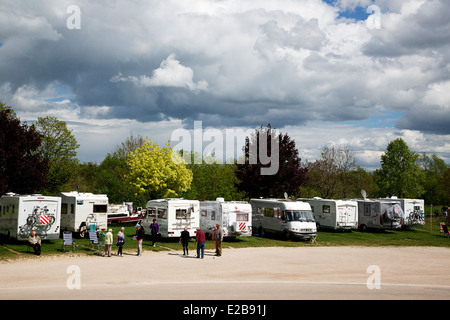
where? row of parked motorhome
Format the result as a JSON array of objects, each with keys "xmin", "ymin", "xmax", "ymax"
[{"xmin": 0, "ymin": 191, "xmax": 425, "ymax": 243}]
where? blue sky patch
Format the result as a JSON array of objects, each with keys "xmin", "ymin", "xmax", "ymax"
[
  {"xmin": 344, "ymin": 111, "xmax": 405, "ymax": 129},
  {"xmin": 322, "ymin": 0, "xmax": 373, "ymax": 21}
]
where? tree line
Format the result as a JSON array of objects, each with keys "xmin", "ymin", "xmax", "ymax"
[{"xmin": 1, "ymin": 103, "xmax": 449, "ymax": 208}]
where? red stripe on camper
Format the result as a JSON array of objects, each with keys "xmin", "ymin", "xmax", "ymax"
[
  {"xmin": 238, "ymin": 222, "xmax": 246, "ymax": 231},
  {"xmin": 40, "ymin": 216, "xmax": 50, "ymax": 225}
]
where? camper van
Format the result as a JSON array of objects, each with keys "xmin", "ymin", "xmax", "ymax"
[
  {"xmin": 250, "ymin": 198, "xmax": 316, "ymax": 241},
  {"xmin": 299, "ymin": 198, "xmax": 358, "ymax": 231},
  {"xmin": 356, "ymin": 198, "xmax": 405, "ymax": 231},
  {"xmin": 58, "ymin": 191, "xmax": 108, "ymax": 238},
  {"xmin": 0, "ymin": 193, "xmax": 61, "ymax": 241},
  {"xmin": 143, "ymin": 199, "xmax": 200, "ymax": 238},
  {"xmin": 200, "ymin": 198, "xmax": 252, "ymax": 239},
  {"xmin": 380, "ymin": 197, "xmax": 425, "ymax": 228}
]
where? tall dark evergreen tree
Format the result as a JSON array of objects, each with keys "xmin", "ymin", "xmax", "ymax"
[{"xmin": 235, "ymin": 125, "xmax": 307, "ymax": 198}]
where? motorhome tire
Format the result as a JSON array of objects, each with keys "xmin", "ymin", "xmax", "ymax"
[
  {"xmin": 316, "ymin": 223, "xmax": 320, "ymax": 231},
  {"xmin": 359, "ymin": 224, "xmax": 367, "ymax": 232}
]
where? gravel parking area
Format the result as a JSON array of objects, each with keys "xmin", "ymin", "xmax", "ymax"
[{"xmin": 1, "ymin": 246, "xmax": 449, "ymax": 301}]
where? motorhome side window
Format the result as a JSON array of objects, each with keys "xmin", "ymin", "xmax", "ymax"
[
  {"xmin": 93, "ymin": 204, "xmax": 107, "ymax": 213},
  {"xmin": 147, "ymin": 207, "xmax": 156, "ymax": 217},
  {"xmin": 237, "ymin": 213, "xmax": 248, "ymax": 221},
  {"xmin": 322, "ymin": 205, "xmax": 330, "ymax": 214},
  {"xmin": 61, "ymin": 204, "xmax": 68, "ymax": 215},
  {"xmin": 176, "ymin": 209, "xmax": 187, "ymax": 219},
  {"xmin": 256, "ymin": 207, "xmax": 264, "ymax": 215},
  {"xmin": 70, "ymin": 204, "xmax": 75, "ymax": 214},
  {"xmin": 158, "ymin": 208, "xmax": 167, "ymax": 219},
  {"xmin": 364, "ymin": 204, "xmax": 371, "ymax": 216},
  {"xmin": 274, "ymin": 208, "xmax": 283, "ymax": 219},
  {"xmin": 201, "ymin": 210, "xmax": 207, "ymax": 217},
  {"xmin": 264, "ymin": 208, "xmax": 274, "ymax": 218},
  {"xmin": 211, "ymin": 210, "xmax": 216, "ymax": 220}
]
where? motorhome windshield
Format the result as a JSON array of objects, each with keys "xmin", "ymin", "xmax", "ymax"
[{"xmin": 285, "ymin": 210, "xmax": 315, "ymax": 222}]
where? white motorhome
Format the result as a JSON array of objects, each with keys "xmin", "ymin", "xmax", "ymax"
[
  {"xmin": 143, "ymin": 198, "xmax": 200, "ymax": 238},
  {"xmin": 356, "ymin": 198, "xmax": 405, "ymax": 231},
  {"xmin": 250, "ymin": 198, "xmax": 316, "ymax": 241},
  {"xmin": 298, "ymin": 198, "xmax": 358, "ymax": 231},
  {"xmin": 58, "ymin": 191, "xmax": 108, "ymax": 238},
  {"xmin": 380, "ymin": 197, "xmax": 425, "ymax": 228},
  {"xmin": 0, "ymin": 193, "xmax": 61, "ymax": 241},
  {"xmin": 200, "ymin": 198, "xmax": 252, "ymax": 239},
  {"xmin": 400, "ymin": 198, "xmax": 425, "ymax": 227}
]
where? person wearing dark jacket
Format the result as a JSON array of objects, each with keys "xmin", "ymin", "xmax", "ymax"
[
  {"xmin": 214, "ymin": 224, "xmax": 223, "ymax": 256},
  {"xmin": 179, "ymin": 227, "xmax": 190, "ymax": 256},
  {"xmin": 150, "ymin": 219, "xmax": 159, "ymax": 247}
]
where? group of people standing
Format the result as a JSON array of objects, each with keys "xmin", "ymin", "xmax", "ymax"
[
  {"xmin": 192, "ymin": 224, "xmax": 223, "ymax": 259},
  {"xmin": 102, "ymin": 219, "xmax": 160, "ymax": 257},
  {"xmin": 101, "ymin": 220, "xmax": 224, "ymax": 258},
  {"xmin": 103, "ymin": 226, "xmax": 126, "ymax": 257}
]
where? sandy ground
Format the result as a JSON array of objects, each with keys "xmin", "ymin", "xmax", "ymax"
[{"xmin": 1, "ymin": 245, "xmax": 450, "ymax": 300}]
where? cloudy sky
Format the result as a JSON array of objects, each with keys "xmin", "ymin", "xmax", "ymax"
[{"xmin": 1, "ymin": 0, "xmax": 449, "ymax": 170}]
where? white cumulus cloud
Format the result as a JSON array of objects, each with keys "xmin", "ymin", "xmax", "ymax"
[{"xmin": 111, "ymin": 54, "xmax": 208, "ymax": 93}]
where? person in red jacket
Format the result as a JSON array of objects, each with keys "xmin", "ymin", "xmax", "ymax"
[{"xmin": 195, "ymin": 227, "xmax": 206, "ymax": 259}]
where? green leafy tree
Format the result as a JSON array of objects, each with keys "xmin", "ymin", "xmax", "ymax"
[
  {"xmin": 65, "ymin": 162, "xmax": 99, "ymax": 193},
  {"xmin": 418, "ymin": 153, "xmax": 448, "ymax": 205},
  {"xmin": 181, "ymin": 152, "xmax": 244, "ymax": 201},
  {"xmin": 442, "ymin": 168, "xmax": 450, "ymax": 206},
  {"xmin": 0, "ymin": 104, "xmax": 49, "ymax": 194},
  {"xmin": 375, "ymin": 138, "xmax": 424, "ymax": 198},
  {"xmin": 125, "ymin": 139, "xmax": 193, "ymax": 199},
  {"xmin": 95, "ymin": 154, "xmax": 148, "ymax": 206},
  {"xmin": 35, "ymin": 116, "xmax": 80, "ymax": 193}
]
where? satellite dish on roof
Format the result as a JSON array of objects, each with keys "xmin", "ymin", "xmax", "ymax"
[{"xmin": 361, "ymin": 189, "xmax": 367, "ymax": 200}]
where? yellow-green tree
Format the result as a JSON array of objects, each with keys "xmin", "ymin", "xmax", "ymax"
[{"xmin": 126, "ymin": 139, "xmax": 193, "ymax": 199}]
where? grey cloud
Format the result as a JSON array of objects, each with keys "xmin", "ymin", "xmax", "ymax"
[
  {"xmin": 0, "ymin": 0, "xmax": 449, "ymax": 143},
  {"xmin": 363, "ymin": 0, "xmax": 450, "ymax": 57},
  {"xmin": 395, "ymin": 105, "xmax": 450, "ymax": 135}
]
